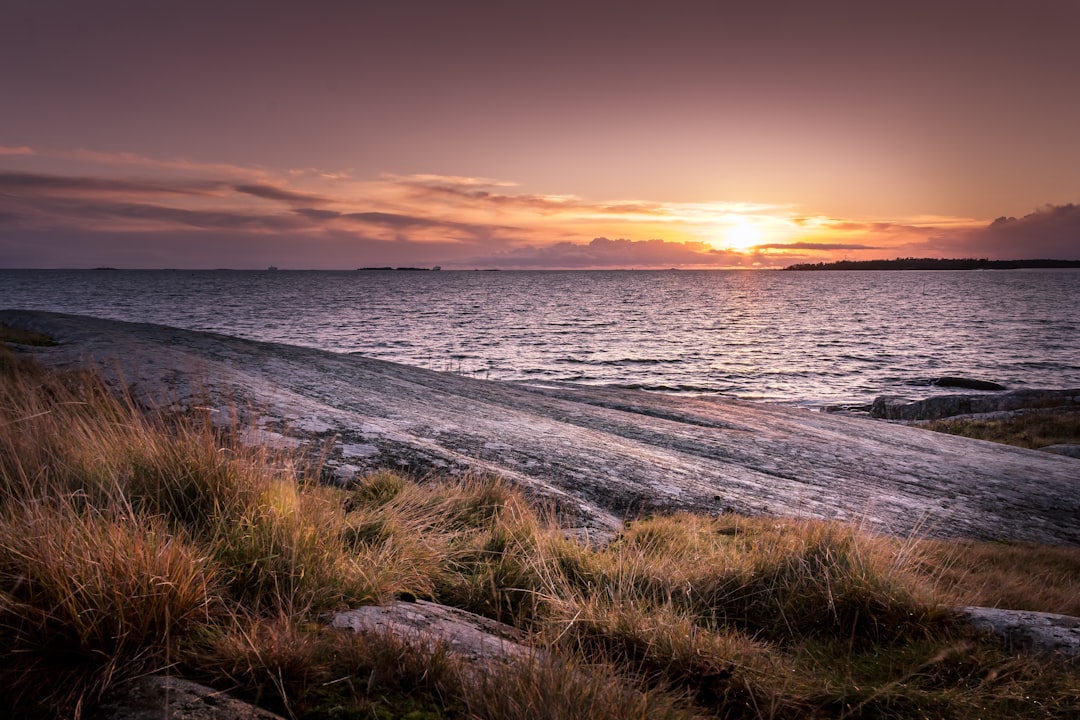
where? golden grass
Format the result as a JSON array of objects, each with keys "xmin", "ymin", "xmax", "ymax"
[
  {"xmin": 920, "ymin": 538, "xmax": 1080, "ymax": 616},
  {"xmin": 1, "ymin": 356, "xmax": 1078, "ymax": 718},
  {"xmin": 922, "ymin": 412, "xmax": 1080, "ymax": 449}
]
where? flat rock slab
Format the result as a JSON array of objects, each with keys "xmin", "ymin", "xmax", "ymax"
[
  {"xmin": 3, "ymin": 310, "xmax": 1078, "ymax": 545},
  {"xmin": 332, "ymin": 600, "xmax": 539, "ymax": 670}
]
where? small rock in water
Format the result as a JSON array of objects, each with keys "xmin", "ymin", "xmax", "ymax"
[{"xmin": 930, "ymin": 376, "xmax": 1007, "ymax": 391}]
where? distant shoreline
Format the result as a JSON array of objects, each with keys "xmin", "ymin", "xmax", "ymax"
[{"xmin": 783, "ymin": 258, "xmax": 1080, "ymax": 271}]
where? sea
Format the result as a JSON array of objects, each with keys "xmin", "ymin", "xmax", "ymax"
[{"xmin": 2, "ymin": 268, "xmax": 1078, "ymax": 408}]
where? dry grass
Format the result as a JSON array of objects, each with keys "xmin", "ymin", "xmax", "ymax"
[
  {"xmin": 1, "ymin": 356, "xmax": 1078, "ymax": 718},
  {"xmin": 919, "ymin": 538, "xmax": 1080, "ymax": 616}
]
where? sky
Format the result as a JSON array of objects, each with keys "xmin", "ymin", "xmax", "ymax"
[{"xmin": 1, "ymin": 0, "xmax": 1078, "ymax": 269}]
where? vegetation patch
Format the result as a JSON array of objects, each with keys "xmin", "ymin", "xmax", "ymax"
[
  {"xmin": 922, "ymin": 411, "xmax": 1080, "ymax": 449},
  {"xmin": 0, "ymin": 323, "xmax": 55, "ymax": 347},
  {"xmin": 1, "ymin": 357, "xmax": 1078, "ymax": 718}
]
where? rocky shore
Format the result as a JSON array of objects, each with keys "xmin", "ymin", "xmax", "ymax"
[
  {"xmin": 870, "ymin": 388, "xmax": 1080, "ymax": 422},
  {"xmin": 3, "ymin": 309, "xmax": 1077, "ymax": 547}
]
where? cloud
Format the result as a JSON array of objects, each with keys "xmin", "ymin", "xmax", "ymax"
[
  {"xmin": 390, "ymin": 173, "xmax": 518, "ymax": 189},
  {"xmin": 0, "ymin": 171, "xmax": 221, "ymax": 196},
  {"xmin": 234, "ymin": 183, "xmax": 330, "ymax": 205},
  {"xmin": 0, "ymin": 146, "xmax": 35, "ymax": 156},
  {"xmin": 397, "ymin": 176, "xmax": 584, "ymax": 213},
  {"xmin": 294, "ymin": 207, "xmax": 342, "ymax": 221},
  {"xmin": 63, "ymin": 148, "xmax": 268, "ymax": 179},
  {"xmin": 88, "ymin": 202, "xmax": 303, "ymax": 231},
  {"xmin": 824, "ymin": 221, "xmax": 897, "ymax": 231},
  {"xmin": 341, "ymin": 210, "xmax": 517, "ymax": 237},
  {"xmin": 752, "ymin": 241, "xmax": 882, "ymax": 250},
  {"xmin": 0, "ymin": 228, "xmax": 465, "ymax": 270},
  {"xmin": 0, "ymin": 193, "xmax": 304, "ymax": 233},
  {"xmin": 931, "ymin": 203, "xmax": 1080, "ymax": 259},
  {"xmin": 456, "ymin": 236, "xmax": 748, "ymax": 269},
  {"xmin": 342, "ymin": 211, "xmax": 446, "ymax": 229},
  {"xmin": 288, "ymin": 167, "xmax": 354, "ymax": 181}
]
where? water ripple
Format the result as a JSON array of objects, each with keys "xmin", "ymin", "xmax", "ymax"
[{"xmin": 3, "ymin": 268, "xmax": 1079, "ymax": 406}]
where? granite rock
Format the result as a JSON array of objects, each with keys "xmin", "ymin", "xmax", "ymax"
[{"xmin": 332, "ymin": 600, "xmax": 541, "ymax": 671}]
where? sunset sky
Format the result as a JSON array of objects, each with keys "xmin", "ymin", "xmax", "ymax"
[{"xmin": 2, "ymin": 0, "xmax": 1078, "ymax": 269}]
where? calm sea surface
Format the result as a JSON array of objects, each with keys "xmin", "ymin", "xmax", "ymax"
[{"xmin": 2, "ymin": 269, "xmax": 1078, "ymax": 407}]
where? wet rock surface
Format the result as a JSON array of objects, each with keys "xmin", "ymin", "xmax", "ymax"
[{"xmin": 4, "ymin": 309, "xmax": 1079, "ymax": 545}]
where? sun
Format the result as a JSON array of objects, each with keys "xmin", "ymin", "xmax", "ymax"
[{"xmin": 722, "ymin": 217, "xmax": 762, "ymax": 251}]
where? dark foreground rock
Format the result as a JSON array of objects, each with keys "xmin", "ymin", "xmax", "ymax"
[
  {"xmin": 90, "ymin": 676, "xmax": 284, "ymax": 720},
  {"xmin": 3, "ymin": 309, "xmax": 1079, "ymax": 546},
  {"xmin": 871, "ymin": 388, "xmax": 1080, "ymax": 421}
]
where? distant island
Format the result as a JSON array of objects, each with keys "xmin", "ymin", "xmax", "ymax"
[
  {"xmin": 783, "ymin": 257, "xmax": 1080, "ymax": 271},
  {"xmin": 356, "ymin": 266, "xmax": 441, "ymax": 271}
]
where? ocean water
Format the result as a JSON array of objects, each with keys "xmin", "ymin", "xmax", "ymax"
[{"xmin": 2, "ymin": 268, "xmax": 1078, "ymax": 407}]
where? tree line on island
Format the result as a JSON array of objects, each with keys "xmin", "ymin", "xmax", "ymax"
[{"xmin": 783, "ymin": 257, "xmax": 1080, "ymax": 271}]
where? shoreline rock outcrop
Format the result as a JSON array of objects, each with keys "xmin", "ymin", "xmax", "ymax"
[
  {"xmin": 3, "ymin": 309, "xmax": 1079, "ymax": 546},
  {"xmin": 870, "ymin": 388, "xmax": 1080, "ymax": 422}
]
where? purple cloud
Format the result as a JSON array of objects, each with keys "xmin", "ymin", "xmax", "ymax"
[
  {"xmin": 234, "ymin": 183, "xmax": 330, "ymax": 204},
  {"xmin": 932, "ymin": 203, "xmax": 1080, "ymax": 259},
  {"xmin": 0, "ymin": 171, "xmax": 220, "ymax": 196}
]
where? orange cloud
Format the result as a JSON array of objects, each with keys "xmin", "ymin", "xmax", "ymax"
[{"xmin": 5, "ymin": 145, "xmax": 1063, "ymax": 269}]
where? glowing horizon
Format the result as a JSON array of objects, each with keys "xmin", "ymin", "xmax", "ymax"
[{"xmin": 0, "ymin": 146, "xmax": 1023, "ymax": 270}]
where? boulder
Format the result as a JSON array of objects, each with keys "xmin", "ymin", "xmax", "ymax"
[
  {"xmin": 331, "ymin": 600, "xmax": 540, "ymax": 671},
  {"xmin": 960, "ymin": 607, "xmax": 1080, "ymax": 659},
  {"xmin": 90, "ymin": 675, "xmax": 284, "ymax": 720}
]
